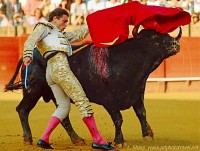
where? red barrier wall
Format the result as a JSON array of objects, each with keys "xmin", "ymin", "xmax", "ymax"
[
  {"xmin": 0, "ymin": 37, "xmax": 200, "ymax": 92},
  {"xmin": 165, "ymin": 37, "xmax": 200, "ymax": 77},
  {"xmin": 0, "ymin": 37, "xmax": 19, "ymax": 88}
]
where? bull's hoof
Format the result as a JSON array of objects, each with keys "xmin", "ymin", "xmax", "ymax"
[
  {"xmin": 146, "ymin": 123, "xmax": 154, "ymax": 138},
  {"xmin": 71, "ymin": 137, "xmax": 85, "ymax": 145},
  {"xmin": 143, "ymin": 136, "xmax": 153, "ymax": 141},
  {"xmin": 114, "ymin": 140, "xmax": 127, "ymax": 148},
  {"xmin": 23, "ymin": 140, "xmax": 33, "ymax": 145},
  {"xmin": 23, "ymin": 135, "xmax": 33, "ymax": 145}
]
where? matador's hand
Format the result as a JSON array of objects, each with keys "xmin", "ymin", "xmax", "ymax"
[{"xmin": 23, "ymin": 57, "xmax": 32, "ymax": 66}]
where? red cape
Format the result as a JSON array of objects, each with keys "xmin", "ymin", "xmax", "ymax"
[{"xmin": 86, "ymin": 1, "xmax": 191, "ymax": 47}]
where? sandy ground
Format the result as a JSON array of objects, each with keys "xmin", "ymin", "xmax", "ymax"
[{"xmin": 0, "ymin": 91, "xmax": 200, "ymax": 151}]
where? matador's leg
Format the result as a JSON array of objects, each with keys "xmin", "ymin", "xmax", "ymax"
[
  {"xmin": 48, "ymin": 52, "xmax": 116, "ymax": 150},
  {"xmin": 48, "ymin": 52, "xmax": 93, "ymax": 118}
]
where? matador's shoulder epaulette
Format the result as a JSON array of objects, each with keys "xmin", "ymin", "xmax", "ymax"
[{"xmin": 34, "ymin": 22, "xmax": 53, "ymax": 30}]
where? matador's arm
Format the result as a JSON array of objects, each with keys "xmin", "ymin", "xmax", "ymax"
[
  {"xmin": 23, "ymin": 23, "xmax": 51, "ymax": 60},
  {"xmin": 63, "ymin": 24, "xmax": 89, "ymax": 43}
]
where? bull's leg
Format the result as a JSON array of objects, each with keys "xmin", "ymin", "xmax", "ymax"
[
  {"xmin": 16, "ymin": 93, "xmax": 40, "ymax": 144},
  {"xmin": 61, "ymin": 116, "xmax": 85, "ymax": 144},
  {"xmin": 104, "ymin": 106, "xmax": 125, "ymax": 146},
  {"xmin": 133, "ymin": 97, "xmax": 153, "ymax": 139}
]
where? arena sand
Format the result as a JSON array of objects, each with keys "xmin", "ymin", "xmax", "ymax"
[{"xmin": 0, "ymin": 91, "xmax": 199, "ymax": 151}]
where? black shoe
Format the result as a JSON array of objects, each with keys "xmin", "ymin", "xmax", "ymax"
[
  {"xmin": 92, "ymin": 142, "xmax": 116, "ymax": 150},
  {"xmin": 37, "ymin": 139, "xmax": 54, "ymax": 149}
]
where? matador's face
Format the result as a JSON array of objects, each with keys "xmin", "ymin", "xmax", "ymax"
[{"xmin": 53, "ymin": 14, "xmax": 69, "ymax": 31}]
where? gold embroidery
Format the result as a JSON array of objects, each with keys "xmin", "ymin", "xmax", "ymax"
[
  {"xmin": 34, "ymin": 22, "xmax": 53, "ymax": 30},
  {"xmin": 37, "ymin": 41, "xmax": 69, "ymax": 56},
  {"xmin": 57, "ymin": 33, "xmax": 65, "ymax": 38},
  {"xmin": 64, "ymin": 24, "xmax": 89, "ymax": 43},
  {"xmin": 23, "ymin": 50, "xmax": 33, "ymax": 59},
  {"xmin": 60, "ymin": 40, "xmax": 68, "ymax": 45},
  {"xmin": 48, "ymin": 52, "xmax": 93, "ymax": 118}
]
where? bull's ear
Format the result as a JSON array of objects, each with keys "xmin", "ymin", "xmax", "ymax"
[{"xmin": 132, "ymin": 25, "xmax": 140, "ymax": 37}]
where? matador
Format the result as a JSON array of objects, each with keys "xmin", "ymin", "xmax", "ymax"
[{"xmin": 23, "ymin": 8, "xmax": 115, "ymax": 150}]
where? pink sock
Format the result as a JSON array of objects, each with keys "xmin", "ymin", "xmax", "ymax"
[
  {"xmin": 83, "ymin": 114, "xmax": 107, "ymax": 144},
  {"xmin": 40, "ymin": 116, "xmax": 61, "ymax": 143}
]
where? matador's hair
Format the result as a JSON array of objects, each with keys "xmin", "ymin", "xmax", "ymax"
[{"xmin": 48, "ymin": 8, "xmax": 69, "ymax": 22}]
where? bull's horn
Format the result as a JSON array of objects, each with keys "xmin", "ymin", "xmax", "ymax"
[
  {"xmin": 132, "ymin": 25, "xmax": 140, "ymax": 37},
  {"xmin": 175, "ymin": 27, "xmax": 182, "ymax": 41}
]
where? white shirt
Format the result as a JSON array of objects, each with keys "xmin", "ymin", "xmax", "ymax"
[
  {"xmin": 70, "ymin": 2, "xmax": 87, "ymax": 15},
  {"xmin": 105, "ymin": 1, "xmax": 120, "ymax": 8},
  {"xmin": 87, "ymin": 0, "xmax": 105, "ymax": 14}
]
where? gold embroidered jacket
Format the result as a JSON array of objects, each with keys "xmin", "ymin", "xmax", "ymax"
[{"xmin": 23, "ymin": 22, "xmax": 89, "ymax": 59}]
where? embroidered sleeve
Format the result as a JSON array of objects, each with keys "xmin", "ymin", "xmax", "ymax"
[
  {"xmin": 23, "ymin": 23, "xmax": 49, "ymax": 59},
  {"xmin": 63, "ymin": 24, "xmax": 89, "ymax": 43}
]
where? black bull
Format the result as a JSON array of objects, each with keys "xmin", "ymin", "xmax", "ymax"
[{"xmin": 5, "ymin": 28, "xmax": 181, "ymax": 146}]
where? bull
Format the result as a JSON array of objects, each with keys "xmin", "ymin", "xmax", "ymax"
[{"xmin": 5, "ymin": 27, "xmax": 181, "ymax": 146}]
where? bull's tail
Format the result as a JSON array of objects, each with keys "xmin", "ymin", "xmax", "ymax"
[{"xmin": 4, "ymin": 58, "xmax": 23, "ymax": 91}]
